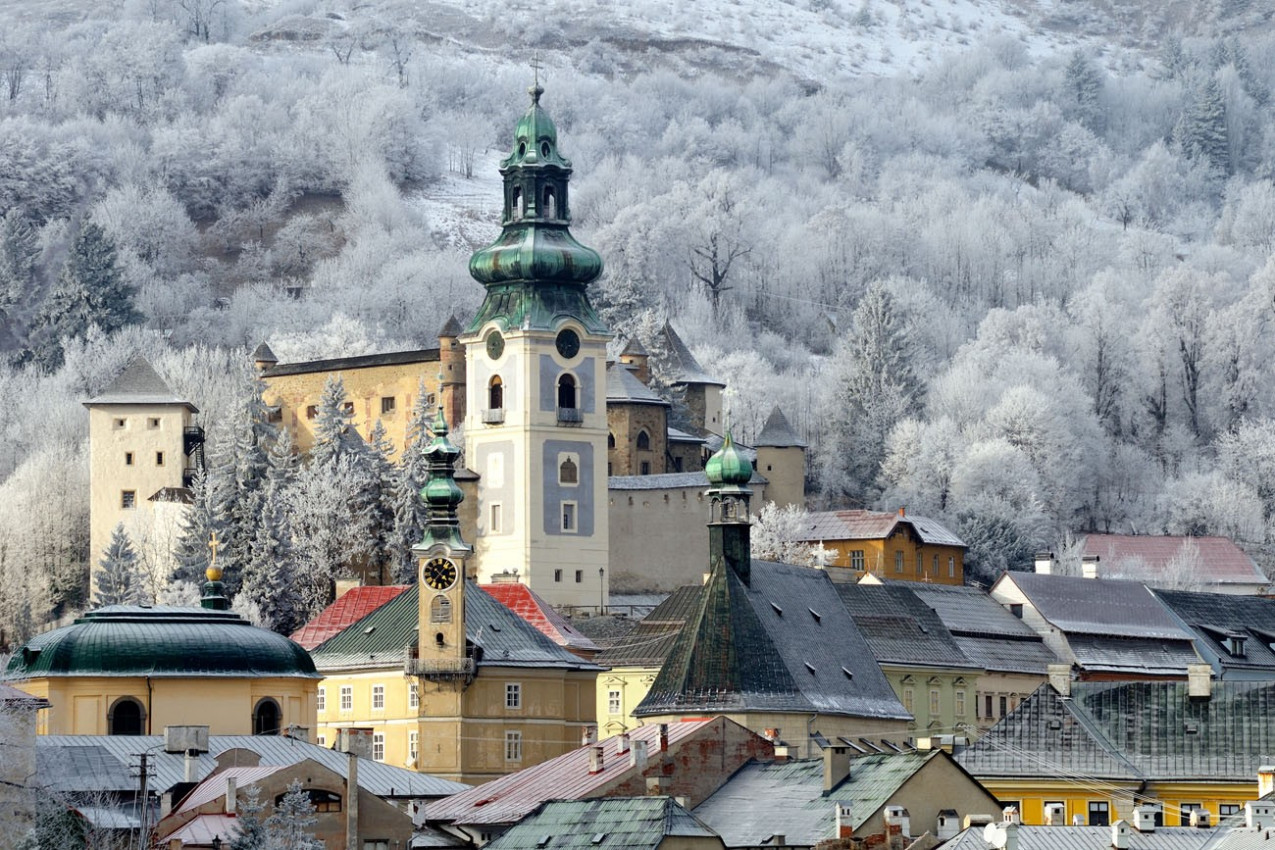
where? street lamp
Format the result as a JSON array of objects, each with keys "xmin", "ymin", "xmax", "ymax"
[{"xmin": 212, "ymin": 836, "xmax": 222, "ymax": 850}]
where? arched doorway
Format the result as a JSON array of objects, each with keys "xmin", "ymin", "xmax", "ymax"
[
  {"xmin": 107, "ymin": 697, "xmax": 145, "ymax": 736},
  {"xmin": 253, "ymin": 698, "xmax": 282, "ymax": 736}
]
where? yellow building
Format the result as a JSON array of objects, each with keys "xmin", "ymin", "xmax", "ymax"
[
  {"xmin": 957, "ymin": 678, "xmax": 1272, "ymax": 826},
  {"xmin": 2, "ymin": 570, "xmax": 319, "ymax": 736},
  {"xmin": 306, "ymin": 407, "xmax": 600, "ymax": 784},
  {"xmin": 797, "ymin": 508, "xmax": 966, "ymax": 585}
]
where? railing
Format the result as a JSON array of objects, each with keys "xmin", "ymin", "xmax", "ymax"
[
  {"xmin": 404, "ymin": 646, "xmax": 476, "ymax": 682},
  {"xmin": 183, "ymin": 425, "xmax": 205, "ymax": 455},
  {"xmin": 482, "ymin": 409, "xmax": 505, "ymax": 424},
  {"xmin": 557, "ymin": 407, "xmax": 583, "ymax": 424}
]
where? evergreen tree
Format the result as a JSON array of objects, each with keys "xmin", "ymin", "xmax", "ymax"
[
  {"xmin": 216, "ymin": 368, "xmax": 277, "ymax": 595},
  {"xmin": 363, "ymin": 418, "xmax": 397, "ymax": 578},
  {"xmin": 240, "ymin": 429, "xmax": 299, "ymax": 634},
  {"xmin": 389, "ymin": 383, "xmax": 434, "ymax": 583},
  {"xmin": 0, "ymin": 210, "xmax": 36, "ymax": 321},
  {"xmin": 95, "ymin": 523, "xmax": 143, "ymax": 607},
  {"xmin": 265, "ymin": 780, "xmax": 322, "ymax": 850},
  {"xmin": 1062, "ymin": 49, "xmax": 1105, "ymax": 133},
  {"xmin": 311, "ymin": 374, "xmax": 359, "ymax": 466},
  {"xmin": 228, "ymin": 785, "xmax": 268, "ymax": 850},
  {"xmin": 30, "ymin": 223, "xmax": 139, "ymax": 370},
  {"xmin": 172, "ymin": 467, "xmax": 216, "ymax": 585},
  {"xmin": 1177, "ymin": 77, "xmax": 1230, "ymax": 174}
]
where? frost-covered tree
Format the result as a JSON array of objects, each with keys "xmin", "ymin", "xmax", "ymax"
[
  {"xmin": 310, "ymin": 374, "xmax": 359, "ymax": 466},
  {"xmin": 228, "ymin": 784, "xmax": 268, "ymax": 850},
  {"xmin": 1177, "ymin": 77, "xmax": 1230, "ymax": 174},
  {"xmin": 389, "ymin": 383, "xmax": 433, "ymax": 583},
  {"xmin": 172, "ymin": 467, "xmax": 216, "ymax": 586},
  {"xmin": 751, "ymin": 503, "xmax": 825, "ymax": 567},
  {"xmin": 265, "ymin": 780, "xmax": 322, "ymax": 850},
  {"xmin": 95, "ymin": 524, "xmax": 143, "ymax": 607},
  {"xmin": 239, "ymin": 429, "xmax": 299, "ymax": 633}
]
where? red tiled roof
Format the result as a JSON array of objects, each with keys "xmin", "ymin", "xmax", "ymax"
[
  {"xmin": 426, "ymin": 719, "xmax": 720, "ymax": 827},
  {"xmin": 1082, "ymin": 534, "xmax": 1267, "ymax": 586},
  {"xmin": 480, "ymin": 583, "xmax": 599, "ymax": 654},
  {"xmin": 291, "ymin": 586, "xmax": 410, "ymax": 650}
]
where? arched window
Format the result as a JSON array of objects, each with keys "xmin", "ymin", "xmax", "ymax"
[
  {"xmin": 431, "ymin": 595, "xmax": 452, "ymax": 624},
  {"xmin": 489, "ymin": 376, "xmax": 504, "ymax": 410},
  {"xmin": 557, "ymin": 374, "xmax": 577, "ymax": 409},
  {"xmin": 544, "ymin": 186, "xmax": 556, "ymax": 218},
  {"xmin": 253, "ymin": 698, "xmax": 282, "ymax": 736},
  {"xmin": 512, "ymin": 187, "xmax": 523, "ymax": 218},
  {"xmin": 559, "ymin": 457, "xmax": 578, "ymax": 484},
  {"xmin": 607, "ymin": 432, "xmax": 616, "ymax": 449},
  {"xmin": 636, "ymin": 430, "xmax": 651, "ymax": 451},
  {"xmin": 107, "ymin": 697, "xmax": 145, "ymax": 736},
  {"xmin": 275, "ymin": 790, "xmax": 341, "ymax": 813}
]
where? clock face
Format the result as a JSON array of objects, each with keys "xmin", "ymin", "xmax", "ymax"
[
  {"xmin": 555, "ymin": 328, "xmax": 580, "ymax": 359},
  {"xmin": 486, "ymin": 331, "xmax": 505, "ymax": 360},
  {"xmin": 422, "ymin": 556, "xmax": 458, "ymax": 591}
]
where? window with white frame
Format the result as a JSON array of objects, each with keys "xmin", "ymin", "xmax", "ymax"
[
  {"xmin": 955, "ymin": 689, "xmax": 966, "ymax": 717},
  {"xmin": 929, "ymin": 689, "xmax": 940, "ymax": 716},
  {"xmin": 409, "ymin": 731, "xmax": 418, "ymax": 762},
  {"xmin": 372, "ymin": 684, "xmax": 385, "ymax": 710},
  {"xmin": 506, "ymin": 683, "xmax": 521, "ymax": 709},
  {"xmin": 340, "ymin": 686, "xmax": 352, "ymax": 712},
  {"xmin": 317, "ymin": 687, "xmax": 326, "ymax": 712},
  {"xmin": 316, "ymin": 735, "xmax": 326, "ymax": 747},
  {"xmin": 490, "ymin": 503, "xmax": 502, "ymax": 533},
  {"xmin": 608, "ymin": 689, "xmax": 622, "ymax": 715},
  {"xmin": 373, "ymin": 733, "xmax": 385, "ymax": 762},
  {"xmin": 409, "ymin": 682, "xmax": 419, "ymax": 710},
  {"xmin": 504, "ymin": 730, "xmax": 522, "ymax": 761}
]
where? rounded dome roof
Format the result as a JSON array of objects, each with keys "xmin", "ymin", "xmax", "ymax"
[
  {"xmin": 706, "ymin": 431, "xmax": 753, "ymax": 487},
  {"xmin": 3, "ymin": 606, "xmax": 319, "ymax": 680}
]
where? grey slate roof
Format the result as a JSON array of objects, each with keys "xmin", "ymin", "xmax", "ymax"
[
  {"xmin": 37, "ymin": 735, "xmax": 467, "ymax": 798},
  {"xmin": 439, "ymin": 315, "xmax": 463, "ymax": 337},
  {"xmin": 957, "ymin": 681, "xmax": 1275, "ymax": 782},
  {"xmin": 608, "ymin": 469, "xmax": 766, "ymax": 490},
  {"xmin": 261, "ymin": 348, "xmax": 440, "ymax": 378},
  {"xmin": 606, "ymin": 361, "xmax": 668, "ymax": 405},
  {"xmin": 942, "ymin": 825, "xmax": 1221, "ymax": 850},
  {"xmin": 908, "ymin": 583, "xmax": 1059, "ymax": 675},
  {"xmin": 309, "ymin": 582, "xmax": 602, "ymax": 672},
  {"xmin": 694, "ymin": 751, "xmax": 961, "ymax": 846},
  {"xmin": 657, "ymin": 322, "xmax": 724, "ymax": 386},
  {"xmin": 595, "ymin": 585, "xmax": 701, "ymax": 668},
  {"xmin": 485, "ymin": 797, "xmax": 722, "ymax": 850},
  {"xmin": 1154, "ymin": 589, "xmax": 1275, "ymax": 674},
  {"xmin": 998, "ymin": 573, "xmax": 1192, "ymax": 640},
  {"xmin": 667, "ymin": 427, "xmax": 705, "ymax": 444},
  {"xmin": 835, "ymin": 583, "xmax": 977, "ymax": 670},
  {"xmin": 635, "ymin": 559, "xmax": 909, "ymax": 721},
  {"xmin": 1065, "ymin": 634, "xmax": 1202, "ymax": 676},
  {"xmin": 251, "ymin": 342, "xmax": 278, "ymax": 363},
  {"xmin": 754, "ymin": 406, "xmax": 807, "ymax": 448},
  {"xmin": 796, "ymin": 510, "xmax": 964, "ymax": 548},
  {"xmin": 621, "ymin": 336, "xmax": 648, "ymax": 356},
  {"xmin": 85, "ymin": 356, "xmax": 197, "ymax": 410}
]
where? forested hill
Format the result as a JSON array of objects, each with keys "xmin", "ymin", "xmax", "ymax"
[{"xmin": 2, "ymin": 0, "xmax": 1275, "ymax": 641}]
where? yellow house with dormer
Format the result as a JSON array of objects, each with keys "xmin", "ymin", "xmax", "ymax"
[{"xmin": 797, "ymin": 508, "xmax": 966, "ymax": 585}]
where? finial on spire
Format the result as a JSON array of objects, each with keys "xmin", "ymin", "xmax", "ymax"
[
  {"xmin": 206, "ymin": 531, "xmax": 222, "ymax": 582},
  {"xmin": 529, "ymin": 53, "xmax": 544, "ymax": 104}
]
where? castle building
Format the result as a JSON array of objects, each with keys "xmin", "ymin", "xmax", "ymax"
[{"xmin": 3, "ymin": 567, "xmax": 319, "ymax": 736}]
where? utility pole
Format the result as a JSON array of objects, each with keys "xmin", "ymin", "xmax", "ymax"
[{"xmin": 131, "ymin": 751, "xmax": 151, "ymax": 850}]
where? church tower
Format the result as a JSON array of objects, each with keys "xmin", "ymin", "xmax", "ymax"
[{"xmin": 463, "ymin": 83, "xmax": 610, "ymax": 609}]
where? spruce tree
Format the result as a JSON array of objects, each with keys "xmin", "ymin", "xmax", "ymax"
[
  {"xmin": 1062, "ymin": 49, "xmax": 1105, "ymax": 133},
  {"xmin": 228, "ymin": 785, "xmax": 268, "ymax": 850},
  {"xmin": 311, "ymin": 375, "xmax": 358, "ymax": 467},
  {"xmin": 240, "ymin": 429, "xmax": 299, "ymax": 633},
  {"xmin": 95, "ymin": 524, "xmax": 143, "ymax": 607},
  {"xmin": 390, "ymin": 383, "xmax": 434, "ymax": 583},
  {"xmin": 172, "ymin": 467, "xmax": 216, "ymax": 585},
  {"xmin": 1178, "ymin": 77, "xmax": 1230, "ymax": 174},
  {"xmin": 265, "ymin": 780, "xmax": 322, "ymax": 850},
  {"xmin": 363, "ymin": 419, "xmax": 397, "ymax": 579},
  {"xmin": 31, "ymin": 223, "xmax": 139, "ymax": 370}
]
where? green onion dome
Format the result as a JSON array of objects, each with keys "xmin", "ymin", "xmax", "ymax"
[{"xmin": 705, "ymin": 431, "xmax": 753, "ymax": 487}]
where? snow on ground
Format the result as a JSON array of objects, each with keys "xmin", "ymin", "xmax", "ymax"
[{"xmin": 410, "ymin": 150, "xmax": 506, "ymax": 253}]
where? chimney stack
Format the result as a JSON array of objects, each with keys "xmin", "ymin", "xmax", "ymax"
[
  {"xmin": 657, "ymin": 723, "xmax": 669, "ymax": 752},
  {"xmin": 1111, "ymin": 820, "xmax": 1130, "ymax": 849},
  {"xmin": 1002, "ymin": 807, "xmax": 1021, "ymax": 825},
  {"xmin": 336, "ymin": 728, "xmax": 374, "ymax": 760},
  {"xmin": 1245, "ymin": 801, "xmax": 1275, "ymax": 830},
  {"xmin": 225, "ymin": 777, "xmax": 237, "ymax": 814},
  {"xmin": 897, "ymin": 506, "xmax": 906, "ymax": 517},
  {"xmin": 630, "ymin": 739, "xmax": 649, "ymax": 770},
  {"xmin": 646, "ymin": 776, "xmax": 668, "ymax": 796},
  {"xmin": 1132, "ymin": 806, "xmax": 1158, "ymax": 832},
  {"xmin": 1034, "ymin": 552, "xmax": 1055, "ymax": 574},
  {"xmin": 617, "ymin": 733, "xmax": 631, "ymax": 755},
  {"xmin": 347, "ymin": 751, "xmax": 359, "ymax": 850},
  {"xmin": 1187, "ymin": 664, "xmax": 1213, "ymax": 700},
  {"xmin": 1044, "ymin": 803, "xmax": 1065, "ymax": 826},
  {"xmin": 1258, "ymin": 765, "xmax": 1274, "ymax": 798},
  {"xmin": 1081, "ymin": 555, "xmax": 1100, "ymax": 579},
  {"xmin": 822, "ymin": 745, "xmax": 851, "ymax": 792},
  {"xmin": 588, "ymin": 745, "xmax": 605, "ymax": 774},
  {"xmin": 1189, "ymin": 810, "xmax": 1211, "ymax": 828},
  {"xmin": 883, "ymin": 806, "xmax": 910, "ymax": 839},
  {"xmin": 582, "ymin": 725, "xmax": 598, "ymax": 746},
  {"xmin": 1048, "ymin": 663, "xmax": 1072, "ymax": 697}
]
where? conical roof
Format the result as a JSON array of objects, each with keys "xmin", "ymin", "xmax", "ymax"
[
  {"xmin": 658, "ymin": 323, "xmax": 724, "ymax": 387},
  {"xmin": 754, "ymin": 406, "xmax": 807, "ymax": 448},
  {"xmin": 250, "ymin": 342, "xmax": 278, "ymax": 364},
  {"xmin": 438, "ymin": 315, "xmax": 463, "ymax": 338},
  {"xmin": 621, "ymin": 336, "xmax": 649, "ymax": 357},
  {"xmin": 85, "ymin": 356, "xmax": 197, "ymax": 411}
]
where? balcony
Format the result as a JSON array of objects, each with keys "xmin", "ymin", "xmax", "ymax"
[
  {"xmin": 482, "ymin": 408, "xmax": 505, "ymax": 425},
  {"xmin": 404, "ymin": 645, "xmax": 476, "ymax": 682},
  {"xmin": 183, "ymin": 425, "xmax": 205, "ymax": 456},
  {"xmin": 556, "ymin": 407, "xmax": 583, "ymax": 425}
]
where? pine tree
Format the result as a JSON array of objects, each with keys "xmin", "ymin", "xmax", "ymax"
[
  {"xmin": 31, "ymin": 223, "xmax": 139, "ymax": 370},
  {"xmin": 364, "ymin": 418, "xmax": 397, "ymax": 579},
  {"xmin": 1062, "ymin": 49, "xmax": 1105, "ymax": 133},
  {"xmin": 240, "ymin": 429, "xmax": 299, "ymax": 634},
  {"xmin": 216, "ymin": 368, "xmax": 277, "ymax": 596},
  {"xmin": 228, "ymin": 785, "xmax": 268, "ymax": 850},
  {"xmin": 0, "ymin": 210, "xmax": 36, "ymax": 319},
  {"xmin": 265, "ymin": 780, "xmax": 322, "ymax": 850},
  {"xmin": 389, "ymin": 383, "xmax": 434, "ymax": 583},
  {"xmin": 1177, "ymin": 77, "xmax": 1230, "ymax": 174},
  {"xmin": 95, "ymin": 524, "xmax": 143, "ymax": 607},
  {"xmin": 311, "ymin": 375, "xmax": 358, "ymax": 467},
  {"xmin": 172, "ymin": 467, "xmax": 216, "ymax": 585}
]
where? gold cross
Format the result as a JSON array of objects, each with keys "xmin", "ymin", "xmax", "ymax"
[{"xmin": 208, "ymin": 531, "xmax": 219, "ymax": 568}]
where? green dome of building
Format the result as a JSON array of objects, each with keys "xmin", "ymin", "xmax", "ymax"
[
  {"xmin": 3, "ymin": 606, "xmax": 320, "ymax": 680},
  {"xmin": 705, "ymin": 431, "xmax": 753, "ymax": 488}
]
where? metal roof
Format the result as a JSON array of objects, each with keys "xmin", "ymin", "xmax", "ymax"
[
  {"xmin": 606, "ymin": 362, "xmax": 668, "ymax": 406},
  {"xmin": 608, "ymin": 469, "xmax": 766, "ymax": 491},
  {"xmin": 835, "ymin": 583, "xmax": 976, "ymax": 670},
  {"xmin": 695, "ymin": 752, "xmax": 959, "ymax": 846},
  {"xmin": 308, "ymin": 582, "xmax": 601, "ymax": 673},
  {"xmin": 595, "ymin": 585, "xmax": 701, "ymax": 667},
  {"xmin": 795, "ymin": 510, "xmax": 965, "ymax": 548},
  {"xmin": 996, "ymin": 572, "xmax": 1193, "ymax": 640},
  {"xmin": 1082, "ymin": 534, "xmax": 1268, "ymax": 587},
  {"xmin": 481, "ymin": 583, "xmax": 600, "ymax": 654},
  {"xmin": 164, "ymin": 813, "xmax": 240, "ymax": 846},
  {"xmin": 958, "ymin": 681, "xmax": 1275, "ymax": 783},
  {"xmin": 635, "ymin": 560, "xmax": 909, "ymax": 721},
  {"xmin": 84, "ymin": 356, "xmax": 197, "ymax": 410},
  {"xmin": 291, "ymin": 586, "xmax": 410, "ymax": 650},
  {"xmin": 37, "ymin": 735, "xmax": 468, "ymax": 798},
  {"xmin": 753, "ymin": 406, "xmax": 807, "ymax": 448},
  {"xmin": 5, "ymin": 606, "xmax": 319, "ymax": 680},
  {"xmin": 1065, "ymin": 634, "xmax": 1201, "ymax": 676},
  {"xmin": 942, "ymin": 825, "xmax": 1220, "ymax": 850},
  {"xmin": 426, "ymin": 719, "xmax": 724, "ymax": 827},
  {"xmin": 1154, "ymin": 589, "xmax": 1275, "ymax": 674},
  {"xmin": 176, "ymin": 765, "xmax": 286, "ymax": 812},
  {"xmin": 485, "ymin": 797, "xmax": 722, "ymax": 850},
  {"xmin": 261, "ymin": 348, "xmax": 440, "ymax": 378},
  {"xmin": 907, "ymin": 583, "xmax": 1059, "ymax": 675}
]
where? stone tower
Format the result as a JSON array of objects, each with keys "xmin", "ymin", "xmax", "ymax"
[{"xmin": 462, "ymin": 83, "xmax": 611, "ymax": 609}]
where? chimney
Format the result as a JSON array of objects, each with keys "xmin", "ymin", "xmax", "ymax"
[
  {"xmin": 630, "ymin": 739, "xmax": 649, "ymax": 770},
  {"xmin": 1072, "ymin": 814, "xmax": 1084, "ymax": 826},
  {"xmin": 582, "ymin": 725, "xmax": 598, "ymax": 746},
  {"xmin": 1034, "ymin": 552, "xmax": 1055, "ymax": 574},
  {"xmin": 646, "ymin": 776, "xmax": 668, "ymax": 796},
  {"xmin": 334, "ymin": 578, "xmax": 362, "ymax": 600},
  {"xmin": 1111, "ymin": 819, "xmax": 1130, "ymax": 850},
  {"xmin": 225, "ymin": 776, "xmax": 237, "ymax": 814},
  {"xmin": 1081, "ymin": 555, "xmax": 1100, "ymax": 579},
  {"xmin": 1132, "ymin": 806, "xmax": 1158, "ymax": 832},
  {"xmin": 1187, "ymin": 664, "xmax": 1213, "ymax": 700},
  {"xmin": 657, "ymin": 723, "xmax": 669, "ymax": 752},
  {"xmin": 1002, "ymin": 807, "xmax": 1021, "ymax": 825},
  {"xmin": 1258, "ymin": 765, "xmax": 1275, "ymax": 798},
  {"xmin": 773, "ymin": 745, "xmax": 794, "ymax": 763},
  {"xmin": 347, "ymin": 751, "xmax": 359, "ymax": 850},
  {"xmin": 1048, "ymin": 663, "xmax": 1072, "ymax": 697},
  {"xmin": 836, "ymin": 804, "xmax": 854, "ymax": 839},
  {"xmin": 337, "ymin": 728, "xmax": 374, "ymax": 760},
  {"xmin": 822, "ymin": 745, "xmax": 851, "ymax": 792},
  {"xmin": 617, "ymin": 733, "xmax": 631, "ymax": 755},
  {"xmin": 897, "ymin": 506, "xmax": 906, "ymax": 517},
  {"xmin": 982, "ymin": 822, "xmax": 1017, "ymax": 850},
  {"xmin": 1246, "ymin": 801, "xmax": 1275, "ymax": 830},
  {"xmin": 936, "ymin": 810, "xmax": 959, "ymax": 840},
  {"xmin": 1043, "ymin": 803, "xmax": 1065, "ymax": 826},
  {"xmin": 1189, "ymin": 810, "xmax": 1211, "ymax": 828},
  {"xmin": 883, "ymin": 806, "xmax": 910, "ymax": 838},
  {"xmin": 589, "ymin": 745, "xmax": 605, "ymax": 774}
]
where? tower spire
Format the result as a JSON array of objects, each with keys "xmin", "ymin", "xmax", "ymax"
[
  {"xmin": 413, "ymin": 405, "xmax": 471, "ymax": 556},
  {"xmin": 705, "ymin": 430, "xmax": 753, "ymax": 585}
]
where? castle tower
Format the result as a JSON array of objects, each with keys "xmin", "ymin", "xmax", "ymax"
[
  {"xmin": 83, "ymin": 356, "xmax": 202, "ymax": 596},
  {"xmin": 753, "ymin": 405, "xmax": 807, "ymax": 510},
  {"xmin": 462, "ymin": 83, "xmax": 610, "ymax": 609}
]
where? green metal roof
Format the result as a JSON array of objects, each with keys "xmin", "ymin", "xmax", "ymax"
[
  {"xmin": 3, "ymin": 606, "xmax": 319, "ymax": 680},
  {"xmin": 485, "ymin": 797, "xmax": 722, "ymax": 850}
]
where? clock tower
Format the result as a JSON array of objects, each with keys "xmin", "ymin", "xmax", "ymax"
[{"xmin": 463, "ymin": 82, "xmax": 610, "ymax": 609}]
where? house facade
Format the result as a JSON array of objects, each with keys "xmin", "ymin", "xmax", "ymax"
[{"xmin": 796, "ymin": 508, "xmax": 966, "ymax": 585}]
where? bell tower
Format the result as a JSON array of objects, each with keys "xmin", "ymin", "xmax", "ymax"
[{"xmin": 462, "ymin": 82, "xmax": 611, "ymax": 609}]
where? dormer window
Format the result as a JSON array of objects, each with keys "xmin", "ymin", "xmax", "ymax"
[{"xmin": 1226, "ymin": 635, "xmax": 1247, "ymax": 657}]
